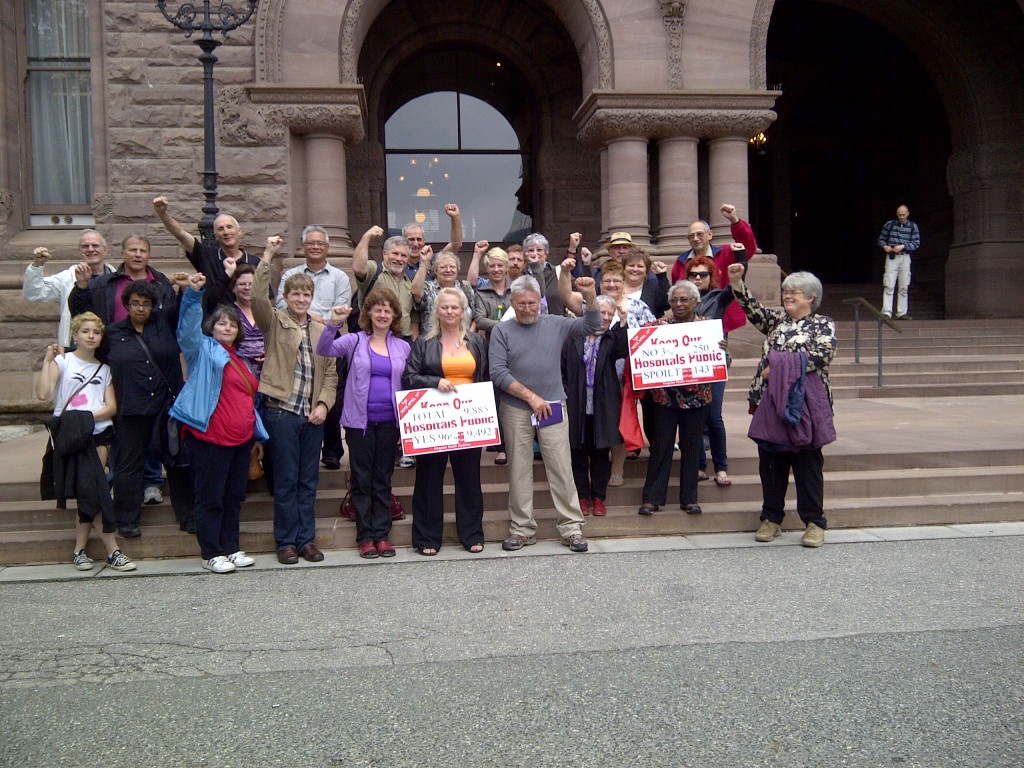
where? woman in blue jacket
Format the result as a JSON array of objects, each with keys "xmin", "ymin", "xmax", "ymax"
[{"xmin": 170, "ymin": 274, "xmax": 267, "ymax": 573}]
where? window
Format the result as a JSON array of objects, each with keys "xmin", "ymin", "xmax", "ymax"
[
  {"xmin": 385, "ymin": 81, "xmax": 532, "ymax": 243},
  {"xmin": 26, "ymin": 0, "xmax": 93, "ymax": 212}
]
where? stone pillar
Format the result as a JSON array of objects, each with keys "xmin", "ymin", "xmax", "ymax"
[
  {"xmin": 657, "ymin": 136, "xmax": 699, "ymax": 254},
  {"xmin": 707, "ymin": 136, "xmax": 750, "ymax": 223},
  {"xmin": 599, "ymin": 148, "xmax": 609, "ymax": 245},
  {"xmin": 605, "ymin": 136, "xmax": 651, "ymax": 246},
  {"xmin": 303, "ymin": 133, "xmax": 350, "ymax": 245}
]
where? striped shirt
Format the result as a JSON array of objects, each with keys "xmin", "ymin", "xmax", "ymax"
[{"xmin": 877, "ymin": 219, "xmax": 921, "ymax": 253}]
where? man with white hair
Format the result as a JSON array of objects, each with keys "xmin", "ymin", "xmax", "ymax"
[
  {"xmin": 402, "ymin": 203, "xmax": 463, "ymax": 281},
  {"xmin": 489, "ymin": 274, "xmax": 601, "ymax": 553}
]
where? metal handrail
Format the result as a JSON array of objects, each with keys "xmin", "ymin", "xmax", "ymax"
[{"xmin": 842, "ymin": 297, "xmax": 902, "ymax": 387}]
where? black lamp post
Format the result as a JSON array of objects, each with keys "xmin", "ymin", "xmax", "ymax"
[{"xmin": 156, "ymin": 1, "xmax": 259, "ymax": 245}]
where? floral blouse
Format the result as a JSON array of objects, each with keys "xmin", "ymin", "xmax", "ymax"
[{"xmin": 733, "ymin": 284, "xmax": 837, "ymax": 408}]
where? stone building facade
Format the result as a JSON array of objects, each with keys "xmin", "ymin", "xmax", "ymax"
[{"xmin": 0, "ymin": 0, "xmax": 1022, "ymax": 322}]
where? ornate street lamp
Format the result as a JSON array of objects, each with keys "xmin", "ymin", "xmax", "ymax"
[{"xmin": 156, "ymin": 1, "xmax": 259, "ymax": 245}]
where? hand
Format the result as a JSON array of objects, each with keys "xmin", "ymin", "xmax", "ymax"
[
  {"xmin": 419, "ymin": 244, "xmax": 433, "ymax": 266},
  {"xmin": 617, "ymin": 297, "xmax": 629, "ymax": 317},
  {"xmin": 720, "ymin": 203, "xmax": 739, "ymax": 224},
  {"xmin": 444, "ymin": 203, "xmax": 461, "ymax": 219},
  {"xmin": 252, "ymin": 442, "xmax": 264, "ymax": 463},
  {"xmin": 171, "ymin": 272, "xmax": 191, "ymax": 288},
  {"xmin": 561, "ymin": 257, "xmax": 577, "ymax": 271},
  {"xmin": 474, "ymin": 239, "xmax": 489, "ymax": 253},
  {"xmin": 893, "ymin": 245, "xmax": 904, "ymax": 253},
  {"xmin": 363, "ymin": 225, "xmax": 384, "ymax": 241},
  {"xmin": 650, "ymin": 260, "xmax": 667, "ymax": 275},
  {"xmin": 308, "ymin": 403, "xmax": 328, "ymax": 426},
  {"xmin": 329, "ymin": 305, "xmax": 352, "ymax": 325},
  {"xmin": 32, "ymin": 247, "xmax": 50, "ymax": 267},
  {"xmin": 762, "ymin": 365, "xmax": 770, "ymax": 380},
  {"xmin": 152, "ymin": 196, "xmax": 169, "ymax": 213},
  {"xmin": 727, "ymin": 263, "xmax": 745, "ymax": 286},
  {"xmin": 531, "ymin": 396, "xmax": 552, "ymax": 422},
  {"xmin": 437, "ymin": 378, "xmax": 457, "ymax": 394},
  {"xmin": 264, "ymin": 235, "xmax": 284, "ymax": 257},
  {"xmin": 580, "ymin": 246, "xmax": 593, "ymax": 265},
  {"xmin": 44, "ymin": 343, "xmax": 64, "ymax": 363},
  {"xmin": 74, "ymin": 261, "xmax": 91, "ymax": 288},
  {"xmin": 718, "ymin": 339, "xmax": 729, "ymax": 351},
  {"xmin": 187, "ymin": 272, "xmax": 206, "ymax": 291},
  {"xmin": 730, "ymin": 242, "xmax": 745, "ymax": 253},
  {"xmin": 568, "ymin": 232, "xmax": 581, "ymax": 251},
  {"xmin": 575, "ymin": 276, "xmax": 595, "ymax": 292},
  {"xmin": 882, "ymin": 245, "xmax": 893, "ymax": 253},
  {"xmin": 223, "ymin": 255, "xmax": 237, "ymax": 279}
]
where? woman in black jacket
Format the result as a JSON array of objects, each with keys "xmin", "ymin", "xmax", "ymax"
[
  {"xmin": 402, "ymin": 287, "xmax": 488, "ymax": 555},
  {"xmin": 561, "ymin": 294, "xmax": 629, "ymax": 517}
]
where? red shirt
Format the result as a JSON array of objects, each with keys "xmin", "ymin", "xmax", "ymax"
[{"xmin": 188, "ymin": 348, "xmax": 258, "ymax": 446}]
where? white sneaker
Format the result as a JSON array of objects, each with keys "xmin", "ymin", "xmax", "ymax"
[
  {"xmin": 202, "ymin": 556, "xmax": 236, "ymax": 574},
  {"xmin": 105, "ymin": 549, "xmax": 137, "ymax": 572},
  {"xmin": 143, "ymin": 486, "xmax": 163, "ymax": 505},
  {"xmin": 227, "ymin": 551, "xmax": 255, "ymax": 568}
]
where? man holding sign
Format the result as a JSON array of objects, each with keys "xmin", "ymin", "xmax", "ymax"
[{"xmin": 490, "ymin": 275, "xmax": 601, "ymax": 553}]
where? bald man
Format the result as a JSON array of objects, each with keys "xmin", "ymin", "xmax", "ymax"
[{"xmin": 877, "ymin": 205, "xmax": 920, "ymax": 319}]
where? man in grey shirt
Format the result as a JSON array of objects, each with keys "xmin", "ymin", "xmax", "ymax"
[{"xmin": 490, "ymin": 274, "xmax": 600, "ymax": 552}]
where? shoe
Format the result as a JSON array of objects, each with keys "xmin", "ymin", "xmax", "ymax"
[
  {"xmin": 881, "ymin": 311, "xmax": 892, "ymax": 319},
  {"xmin": 227, "ymin": 551, "xmax": 255, "ymax": 568},
  {"xmin": 802, "ymin": 522, "xmax": 825, "ymax": 548},
  {"xmin": 466, "ymin": 543, "xmax": 484, "ymax": 554},
  {"xmin": 896, "ymin": 314, "xmax": 912, "ymax": 321},
  {"xmin": 143, "ymin": 486, "xmax": 163, "ymax": 505},
  {"xmin": 73, "ymin": 550, "xmax": 94, "ymax": 571},
  {"xmin": 607, "ymin": 473, "xmax": 623, "ymax": 487},
  {"xmin": 300, "ymin": 543, "xmax": 324, "ymax": 562},
  {"xmin": 562, "ymin": 533, "xmax": 589, "ymax": 552},
  {"xmin": 502, "ymin": 534, "xmax": 537, "ymax": 551},
  {"xmin": 179, "ymin": 519, "xmax": 197, "ymax": 535},
  {"xmin": 697, "ymin": 471, "xmax": 710, "ymax": 482},
  {"xmin": 638, "ymin": 503, "xmax": 659, "ymax": 516},
  {"xmin": 494, "ymin": 453, "xmax": 507, "ymax": 466},
  {"xmin": 397, "ymin": 456, "xmax": 416, "ymax": 469},
  {"xmin": 202, "ymin": 555, "xmax": 236, "ymax": 574},
  {"xmin": 105, "ymin": 549, "xmax": 136, "ymax": 572},
  {"xmin": 415, "ymin": 546, "xmax": 438, "ymax": 556},
  {"xmin": 754, "ymin": 520, "xmax": 782, "ymax": 542},
  {"xmin": 626, "ymin": 450, "xmax": 641, "ymax": 461},
  {"xmin": 119, "ymin": 526, "xmax": 141, "ymax": 538},
  {"xmin": 276, "ymin": 546, "xmax": 299, "ymax": 565},
  {"xmin": 714, "ymin": 471, "xmax": 732, "ymax": 487},
  {"xmin": 321, "ymin": 455, "xmax": 341, "ymax": 470},
  {"xmin": 682, "ymin": 503, "xmax": 702, "ymax": 515},
  {"xmin": 359, "ymin": 541, "xmax": 379, "ymax": 559},
  {"xmin": 592, "ymin": 498, "xmax": 608, "ymax": 517},
  {"xmin": 579, "ymin": 498, "xmax": 591, "ymax": 516},
  {"xmin": 375, "ymin": 540, "xmax": 396, "ymax": 557}
]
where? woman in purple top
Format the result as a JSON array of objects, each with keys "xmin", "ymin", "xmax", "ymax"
[
  {"xmin": 317, "ymin": 288, "xmax": 411, "ymax": 559},
  {"xmin": 228, "ymin": 265, "xmax": 265, "ymax": 377}
]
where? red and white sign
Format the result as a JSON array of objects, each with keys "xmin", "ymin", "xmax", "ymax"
[
  {"xmin": 627, "ymin": 319, "xmax": 729, "ymax": 390},
  {"xmin": 395, "ymin": 381, "xmax": 501, "ymax": 456}
]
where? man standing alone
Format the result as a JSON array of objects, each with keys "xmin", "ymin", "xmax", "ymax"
[{"xmin": 878, "ymin": 204, "xmax": 920, "ymax": 320}]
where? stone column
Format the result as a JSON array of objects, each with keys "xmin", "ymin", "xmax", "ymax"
[
  {"xmin": 600, "ymin": 148, "xmax": 609, "ymax": 244},
  {"xmin": 707, "ymin": 136, "xmax": 750, "ymax": 223},
  {"xmin": 656, "ymin": 136, "xmax": 699, "ymax": 254},
  {"xmin": 605, "ymin": 136, "xmax": 651, "ymax": 246},
  {"xmin": 304, "ymin": 133, "xmax": 350, "ymax": 245}
]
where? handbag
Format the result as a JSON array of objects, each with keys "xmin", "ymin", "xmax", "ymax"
[
  {"xmin": 618, "ymin": 372, "xmax": 645, "ymax": 453},
  {"xmin": 339, "ymin": 476, "xmax": 405, "ymax": 522}
]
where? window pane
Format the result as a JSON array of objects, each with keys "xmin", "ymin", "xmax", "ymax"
[
  {"xmin": 28, "ymin": 0, "xmax": 90, "ymax": 59},
  {"xmin": 30, "ymin": 71, "xmax": 93, "ymax": 206},
  {"xmin": 386, "ymin": 153, "xmax": 531, "ymax": 242},
  {"xmin": 386, "ymin": 93, "xmax": 459, "ymax": 149},
  {"xmin": 460, "ymin": 95, "xmax": 519, "ymax": 150}
]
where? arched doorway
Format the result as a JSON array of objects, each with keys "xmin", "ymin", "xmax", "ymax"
[{"xmin": 761, "ymin": 0, "xmax": 952, "ymax": 312}]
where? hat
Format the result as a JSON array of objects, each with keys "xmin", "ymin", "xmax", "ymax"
[{"xmin": 607, "ymin": 231, "xmax": 633, "ymax": 246}]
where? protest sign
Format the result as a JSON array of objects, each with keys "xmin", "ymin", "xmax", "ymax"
[
  {"xmin": 627, "ymin": 319, "xmax": 728, "ymax": 390},
  {"xmin": 395, "ymin": 381, "xmax": 501, "ymax": 456}
]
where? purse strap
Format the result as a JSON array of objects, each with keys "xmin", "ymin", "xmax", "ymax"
[
  {"xmin": 134, "ymin": 333, "xmax": 176, "ymax": 401},
  {"xmin": 56, "ymin": 363, "xmax": 102, "ymax": 415},
  {"xmin": 225, "ymin": 354, "xmax": 255, "ymax": 398}
]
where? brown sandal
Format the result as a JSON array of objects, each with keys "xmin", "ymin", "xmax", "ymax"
[{"xmin": 714, "ymin": 471, "xmax": 732, "ymax": 487}]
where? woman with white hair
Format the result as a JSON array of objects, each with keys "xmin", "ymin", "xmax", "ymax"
[{"xmin": 727, "ymin": 265, "xmax": 837, "ymax": 548}]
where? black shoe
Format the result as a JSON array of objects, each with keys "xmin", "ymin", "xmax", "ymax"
[
  {"xmin": 321, "ymin": 455, "xmax": 341, "ymax": 470},
  {"xmin": 638, "ymin": 503, "xmax": 659, "ymax": 516},
  {"xmin": 119, "ymin": 526, "xmax": 141, "ymax": 538},
  {"xmin": 682, "ymin": 503, "xmax": 703, "ymax": 515}
]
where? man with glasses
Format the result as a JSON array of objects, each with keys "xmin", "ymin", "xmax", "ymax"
[
  {"xmin": 276, "ymin": 226, "xmax": 352, "ymax": 470},
  {"xmin": 23, "ymin": 229, "xmax": 116, "ymax": 347},
  {"xmin": 153, "ymin": 196, "xmax": 262, "ymax": 312},
  {"xmin": 671, "ymin": 203, "xmax": 756, "ymax": 334}
]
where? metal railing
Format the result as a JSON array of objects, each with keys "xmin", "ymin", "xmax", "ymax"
[{"xmin": 842, "ymin": 297, "xmax": 902, "ymax": 387}]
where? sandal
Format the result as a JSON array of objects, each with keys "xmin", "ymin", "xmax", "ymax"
[
  {"xmin": 467, "ymin": 543, "xmax": 484, "ymax": 554},
  {"xmin": 714, "ymin": 471, "xmax": 732, "ymax": 487},
  {"xmin": 625, "ymin": 450, "xmax": 641, "ymax": 461},
  {"xmin": 416, "ymin": 546, "xmax": 438, "ymax": 556},
  {"xmin": 698, "ymin": 471, "xmax": 710, "ymax": 482},
  {"xmin": 607, "ymin": 473, "xmax": 624, "ymax": 487},
  {"xmin": 494, "ymin": 453, "xmax": 508, "ymax": 466}
]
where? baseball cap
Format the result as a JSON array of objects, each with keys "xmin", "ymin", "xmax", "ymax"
[{"xmin": 607, "ymin": 231, "xmax": 633, "ymax": 246}]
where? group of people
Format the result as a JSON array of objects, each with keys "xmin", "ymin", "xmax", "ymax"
[{"xmin": 28, "ymin": 196, "xmax": 842, "ymax": 573}]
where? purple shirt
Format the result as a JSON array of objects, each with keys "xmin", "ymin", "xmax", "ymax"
[{"xmin": 367, "ymin": 350, "xmax": 395, "ymax": 423}]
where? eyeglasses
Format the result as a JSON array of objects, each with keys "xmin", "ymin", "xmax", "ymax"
[
  {"xmin": 688, "ymin": 271, "xmax": 711, "ymax": 279},
  {"xmin": 128, "ymin": 301, "xmax": 153, "ymax": 310},
  {"xmin": 303, "ymin": 241, "xmax": 327, "ymax": 248}
]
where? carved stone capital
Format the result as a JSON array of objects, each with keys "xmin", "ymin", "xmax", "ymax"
[
  {"xmin": 947, "ymin": 142, "xmax": 1024, "ymax": 195},
  {"xmin": 218, "ymin": 84, "xmax": 368, "ymax": 147},
  {"xmin": 92, "ymin": 194, "xmax": 116, "ymax": 223},
  {"xmin": 574, "ymin": 91, "xmax": 779, "ymax": 145}
]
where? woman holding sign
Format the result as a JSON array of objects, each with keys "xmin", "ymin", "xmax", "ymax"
[
  {"xmin": 403, "ymin": 288, "xmax": 489, "ymax": 555},
  {"xmin": 638, "ymin": 280, "xmax": 712, "ymax": 517},
  {"xmin": 318, "ymin": 289, "xmax": 410, "ymax": 559}
]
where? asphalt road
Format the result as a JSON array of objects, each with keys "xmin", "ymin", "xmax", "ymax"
[{"xmin": 1, "ymin": 535, "xmax": 1022, "ymax": 767}]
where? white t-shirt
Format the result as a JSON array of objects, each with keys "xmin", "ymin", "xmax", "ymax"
[{"xmin": 53, "ymin": 354, "xmax": 113, "ymax": 434}]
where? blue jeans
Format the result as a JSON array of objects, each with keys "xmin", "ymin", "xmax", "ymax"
[
  {"xmin": 262, "ymin": 407, "xmax": 323, "ymax": 552},
  {"xmin": 699, "ymin": 379, "xmax": 728, "ymax": 473}
]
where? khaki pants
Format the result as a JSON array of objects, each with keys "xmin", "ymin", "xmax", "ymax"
[{"xmin": 500, "ymin": 401, "xmax": 585, "ymax": 539}]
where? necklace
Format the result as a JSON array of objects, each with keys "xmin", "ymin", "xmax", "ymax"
[{"xmin": 442, "ymin": 335, "xmax": 463, "ymax": 350}]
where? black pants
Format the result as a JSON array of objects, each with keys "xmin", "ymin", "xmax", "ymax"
[
  {"xmin": 641, "ymin": 401, "xmax": 706, "ymax": 507},
  {"xmin": 758, "ymin": 446, "xmax": 827, "ymax": 528},
  {"xmin": 322, "ymin": 357, "xmax": 346, "ymax": 463},
  {"xmin": 411, "ymin": 448, "xmax": 484, "ymax": 550},
  {"xmin": 346, "ymin": 421, "xmax": 399, "ymax": 544},
  {"xmin": 186, "ymin": 434, "xmax": 250, "ymax": 560},
  {"xmin": 113, "ymin": 414, "xmax": 191, "ymax": 529},
  {"xmin": 570, "ymin": 414, "xmax": 612, "ymax": 502}
]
